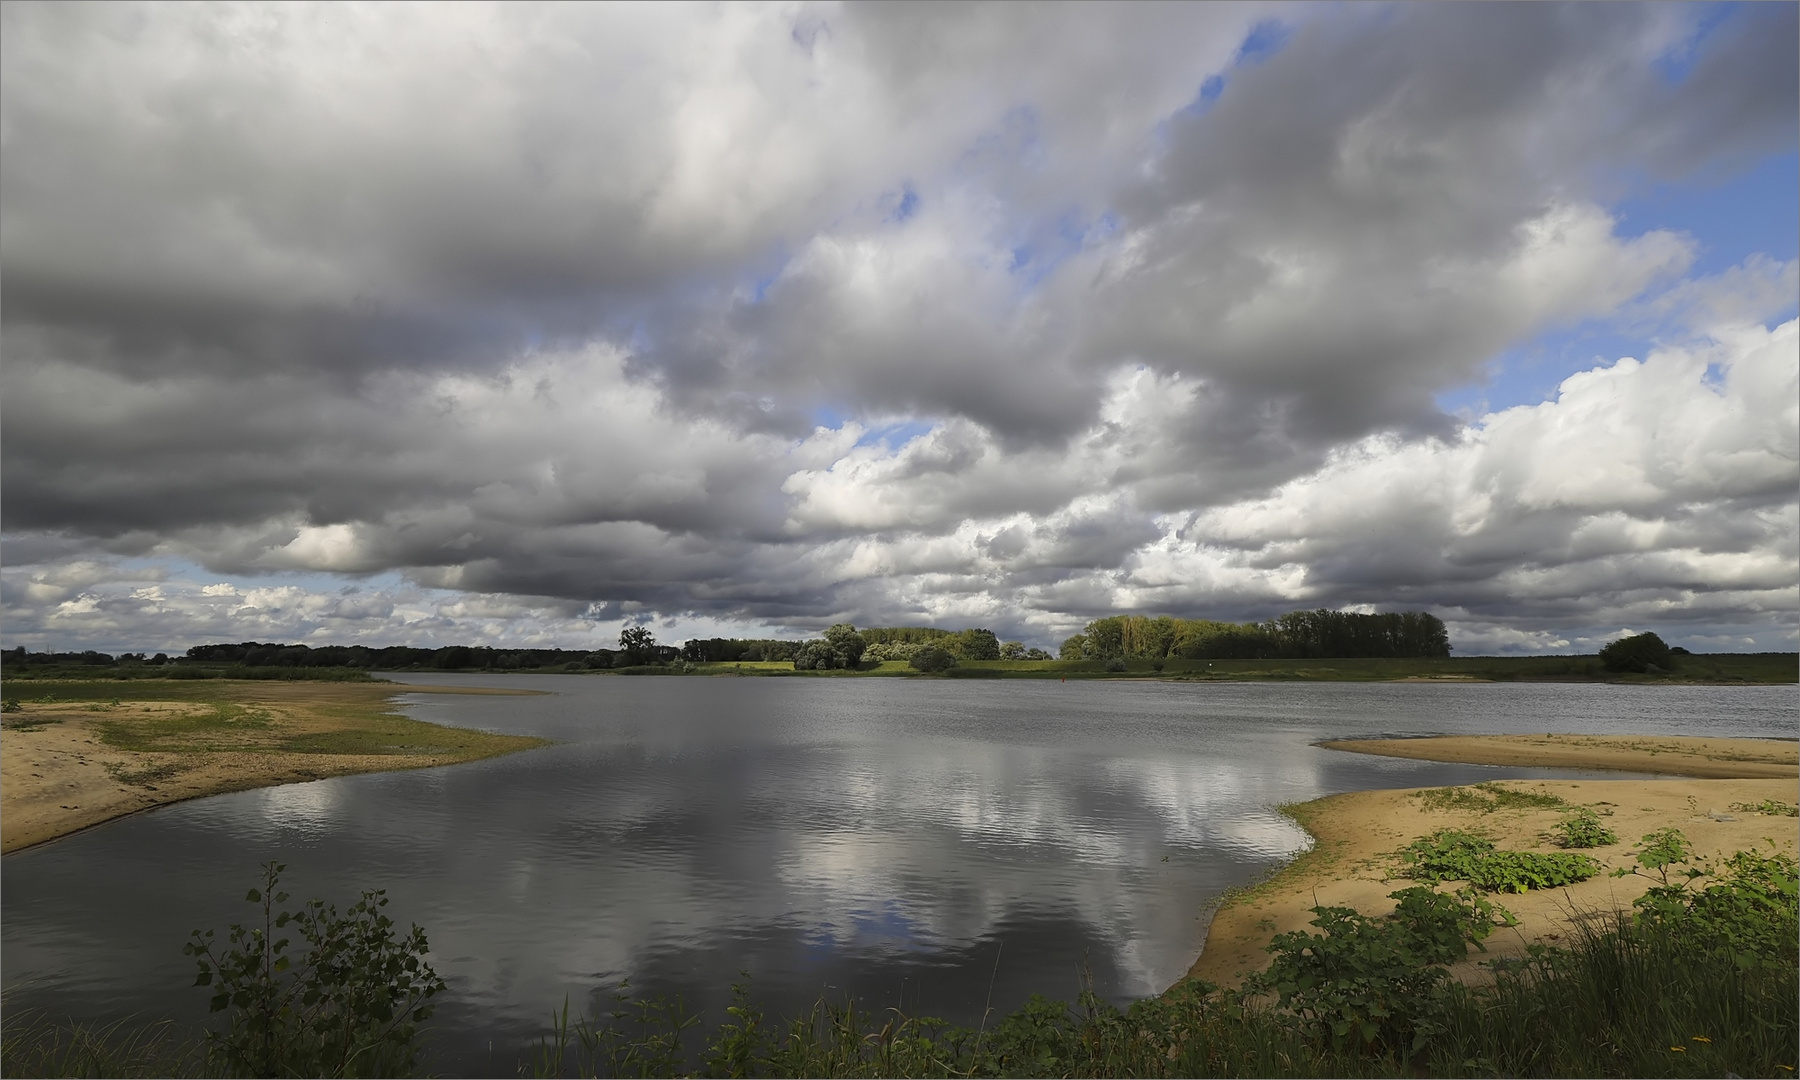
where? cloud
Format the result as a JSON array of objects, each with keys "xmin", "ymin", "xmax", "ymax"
[{"xmin": 2, "ymin": 3, "xmax": 1795, "ymax": 653}]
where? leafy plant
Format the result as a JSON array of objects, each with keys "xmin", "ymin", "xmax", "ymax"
[
  {"xmin": 1246, "ymin": 886, "xmax": 1508, "ymax": 1054},
  {"xmin": 1551, "ymin": 806, "xmax": 1618, "ymax": 848},
  {"xmin": 183, "ymin": 862, "xmax": 445, "ymax": 1078},
  {"xmin": 1412, "ymin": 782, "xmax": 1566, "ymax": 814},
  {"xmin": 1613, "ymin": 828, "xmax": 1800, "ymax": 967},
  {"xmin": 1730, "ymin": 798, "xmax": 1800, "ymax": 817},
  {"xmin": 1397, "ymin": 829, "xmax": 1600, "ymax": 892}
]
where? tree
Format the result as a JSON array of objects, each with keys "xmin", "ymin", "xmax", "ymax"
[
  {"xmin": 793, "ymin": 640, "xmax": 837, "ymax": 670},
  {"xmin": 999, "ymin": 640, "xmax": 1026, "ymax": 660},
  {"xmin": 950, "ymin": 628, "xmax": 1000, "ymax": 660},
  {"xmin": 909, "ymin": 647, "xmax": 957, "ymax": 673},
  {"xmin": 823, "ymin": 623, "xmax": 866, "ymax": 667},
  {"xmin": 1599, "ymin": 631, "xmax": 1675, "ymax": 673},
  {"xmin": 618, "ymin": 625, "xmax": 656, "ymax": 666}
]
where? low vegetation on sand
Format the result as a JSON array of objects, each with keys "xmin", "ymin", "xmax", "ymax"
[
  {"xmin": 3, "ymin": 831, "xmax": 1794, "ymax": 1078},
  {"xmin": 0, "ymin": 679, "xmax": 546, "ymax": 852}
]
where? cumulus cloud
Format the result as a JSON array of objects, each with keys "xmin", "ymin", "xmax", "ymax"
[{"xmin": 2, "ymin": 2, "xmax": 1794, "ymax": 653}]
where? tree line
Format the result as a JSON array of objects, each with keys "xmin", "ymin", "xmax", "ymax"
[
  {"xmin": 1058, "ymin": 610, "xmax": 1452, "ymax": 661},
  {"xmin": 4, "ymin": 610, "xmax": 1446, "ymax": 678}
]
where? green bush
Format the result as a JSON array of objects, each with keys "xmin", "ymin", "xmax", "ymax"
[
  {"xmin": 1552, "ymin": 806, "xmax": 1618, "ymax": 848},
  {"xmin": 183, "ymin": 862, "xmax": 445, "ymax": 1078},
  {"xmin": 1614, "ymin": 828, "xmax": 1799, "ymax": 967},
  {"xmin": 1598, "ymin": 631, "xmax": 1675, "ymax": 673},
  {"xmin": 1398, "ymin": 829, "xmax": 1600, "ymax": 892},
  {"xmin": 907, "ymin": 647, "xmax": 957, "ymax": 673},
  {"xmin": 1247, "ymin": 886, "xmax": 1510, "ymax": 1053}
]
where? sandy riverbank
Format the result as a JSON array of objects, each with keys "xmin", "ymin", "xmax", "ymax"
[
  {"xmin": 1, "ymin": 681, "xmax": 547, "ymax": 854},
  {"xmin": 1188, "ymin": 734, "xmax": 1799, "ymax": 989}
]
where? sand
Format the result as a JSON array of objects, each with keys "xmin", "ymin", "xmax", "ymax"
[
  {"xmin": 1188, "ymin": 734, "xmax": 1800, "ymax": 989},
  {"xmin": 2, "ymin": 681, "xmax": 545, "ymax": 854},
  {"xmin": 1317, "ymin": 732, "xmax": 1799, "ymax": 778}
]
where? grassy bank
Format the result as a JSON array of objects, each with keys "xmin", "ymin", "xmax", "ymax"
[
  {"xmin": 1, "ymin": 679, "xmax": 547, "ymax": 853},
  {"xmin": 682, "ymin": 653, "xmax": 1797, "ymax": 683}
]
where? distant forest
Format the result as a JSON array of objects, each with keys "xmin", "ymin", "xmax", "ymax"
[
  {"xmin": 1059, "ymin": 611, "xmax": 1452, "ymax": 661},
  {"xmin": 3, "ymin": 610, "xmax": 1451, "ymax": 676}
]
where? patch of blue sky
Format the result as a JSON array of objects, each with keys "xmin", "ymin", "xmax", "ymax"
[
  {"xmin": 115, "ymin": 555, "xmax": 414, "ymax": 598},
  {"xmin": 810, "ymin": 404, "xmax": 853, "ymax": 430},
  {"xmin": 1234, "ymin": 18, "xmax": 1291, "ymax": 66},
  {"xmin": 1612, "ymin": 151, "xmax": 1798, "ymax": 280},
  {"xmin": 855, "ymin": 419, "xmax": 936, "ymax": 452},
  {"xmin": 1164, "ymin": 17, "xmax": 1291, "ymax": 131},
  {"xmin": 1439, "ymin": 150, "xmax": 1797, "ymax": 419},
  {"xmin": 886, "ymin": 185, "xmax": 921, "ymax": 224},
  {"xmin": 1435, "ymin": 322, "xmax": 1659, "ymax": 420},
  {"xmin": 1652, "ymin": 2, "xmax": 1747, "ymax": 86}
]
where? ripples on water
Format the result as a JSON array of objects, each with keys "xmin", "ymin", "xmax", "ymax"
[{"xmin": 3, "ymin": 677, "xmax": 1791, "ymax": 1075}]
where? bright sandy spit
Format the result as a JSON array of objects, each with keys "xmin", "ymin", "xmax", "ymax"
[
  {"xmin": 1, "ymin": 681, "xmax": 546, "ymax": 854},
  {"xmin": 1189, "ymin": 734, "xmax": 1800, "ymax": 988}
]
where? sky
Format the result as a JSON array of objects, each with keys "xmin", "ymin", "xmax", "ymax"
[{"xmin": 2, "ymin": 1, "xmax": 1796, "ymax": 657}]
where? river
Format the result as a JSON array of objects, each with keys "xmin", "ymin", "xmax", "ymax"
[{"xmin": 2, "ymin": 676, "xmax": 1790, "ymax": 1074}]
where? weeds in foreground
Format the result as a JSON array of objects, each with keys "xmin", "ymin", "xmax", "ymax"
[
  {"xmin": 6, "ymin": 837, "xmax": 1794, "ymax": 1079},
  {"xmin": 0, "ymin": 1011, "xmax": 204, "ymax": 1079}
]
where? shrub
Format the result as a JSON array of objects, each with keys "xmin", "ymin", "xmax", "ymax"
[
  {"xmin": 908, "ymin": 647, "xmax": 957, "ymax": 673},
  {"xmin": 1397, "ymin": 830, "xmax": 1600, "ymax": 892},
  {"xmin": 1615, "ymin": 828, "xmax": 1800, "ymax": 966},
  {"xmin": 1598, "ymin": 631, "xmax": 1675, "ymax": 673},
  {"xmin": 1552, "ymin": 806, "xmax": 1618, "ymax": 848},
  {"xmin": 1247, "ymin": 886, "xmax": 1509, "ymax": 1053},
  {"xmin": 184, "ymin": 862, "xmax": 445, "ymax": 1078}
]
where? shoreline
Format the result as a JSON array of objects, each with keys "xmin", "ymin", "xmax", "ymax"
[
  {"xmin": 1, "ymin": 680, "xmax": 549, "ymax": 854},
  {"xmin": 1185, "ymin": 734, "xmax": 1800, "ymax": 990}
]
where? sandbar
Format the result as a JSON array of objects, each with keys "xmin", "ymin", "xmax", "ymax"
[
  {"xmin": 1188, "ymin": 734, "xmax": 1800, "ymax": 989},
  {"xmin": 1317, "ymin": 732, "xmax": 1798, "ymax": 778},
  {"xmin": 2, "ymin": 681, "xmax": 547, "ymax": 854}
]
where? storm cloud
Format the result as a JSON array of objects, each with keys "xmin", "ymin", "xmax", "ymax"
[{"xmin": 3, "ymin": 1, "xmax": 1795, "ymax": 653}]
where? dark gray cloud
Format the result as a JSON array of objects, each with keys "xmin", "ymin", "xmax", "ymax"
[{"xmin": 2, "ymin": 2, "xmax": 1794, "ymax": 653}]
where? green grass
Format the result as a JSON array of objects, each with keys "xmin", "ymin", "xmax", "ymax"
[
  {"xmin": 96, "ymin": 702, "xmax": 275, "ymax": 753},
  {"xmin": 0, "ymin": 1011, "xmax": 205, "ymax": 1079},
  {"xmin": 0, "ymin": 679, "xmax": 545, "ymax": 762},
  {"xmin": 2, "ymin": 680, "xmax": 285, "ymax": 704},
  {"xmin": 1412, "ymin": 782, "xmax": 1568, "ymax": 814}
]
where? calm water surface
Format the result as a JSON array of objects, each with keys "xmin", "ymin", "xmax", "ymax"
[{"xmin": 3, "ymin": 677, "xmax": 1791, "ymax": 1074}]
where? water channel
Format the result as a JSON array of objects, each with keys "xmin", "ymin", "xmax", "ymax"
[{"xmin": 3, "ymin": 676, "xmax": 1791, "ymax": 1074}]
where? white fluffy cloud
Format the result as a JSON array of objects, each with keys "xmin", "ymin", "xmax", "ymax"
[{"xmin": 2, "ymin": 2, "xmax": 1795, "ymax": 653}]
